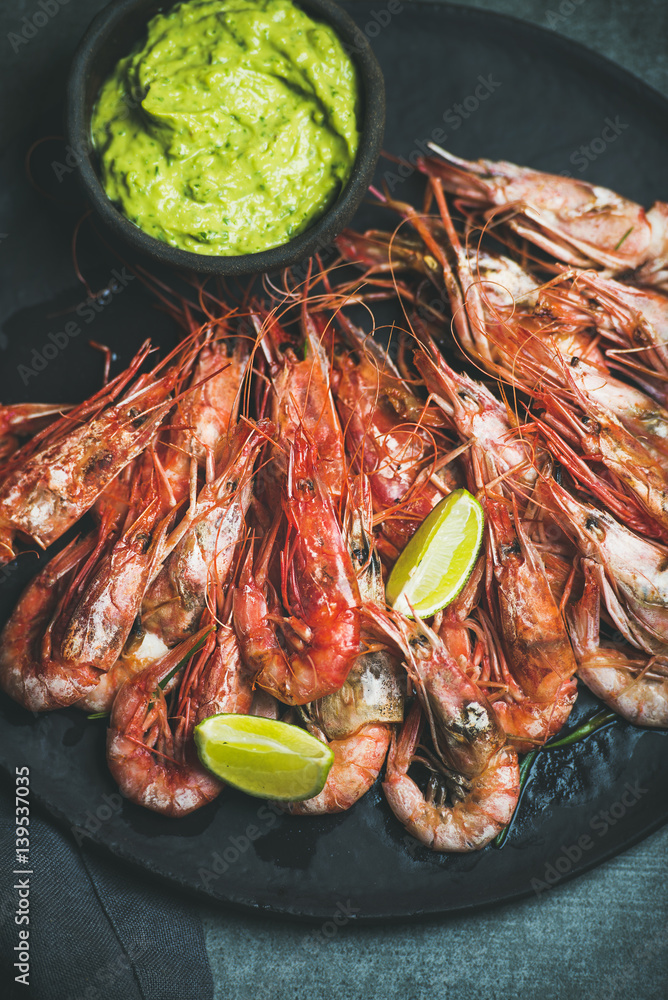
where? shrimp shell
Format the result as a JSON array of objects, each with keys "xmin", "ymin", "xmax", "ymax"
[
  {"xmin": 284, "ymin": 722, "xmax": 391, "ymax": 815},
  {"xmin": 383, "ymin": 701, "xmax": 519, "ymax": 852},
  {"xmin": 107, "ymin": 631, "xmax": 223, "ymax": 817},
  {"xmin": 568, "ymin": 560, "xmax": 668, "ymax": 728},
  {"xmin": 0, "ymin": 370, "xmax": 176, "ymax": 564}
]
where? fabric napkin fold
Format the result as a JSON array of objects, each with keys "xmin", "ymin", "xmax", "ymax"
[{"xmin": 0, "ymin": 780, "xmax": 214, "ymax": 1000}]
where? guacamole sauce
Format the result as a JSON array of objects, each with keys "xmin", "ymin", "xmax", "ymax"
[{"xmin": 91, "ymin": 0, "xmax": 360, "ymax": 256}]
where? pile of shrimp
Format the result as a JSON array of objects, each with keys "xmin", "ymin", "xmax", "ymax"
[{"xmin": 1, "ymin": 149, "xmax": 667, "ymax": 853}]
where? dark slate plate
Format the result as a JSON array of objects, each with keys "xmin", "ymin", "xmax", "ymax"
[{"xmin": 0, "ymin": 1, "xmax": 667, "ymax": 920}]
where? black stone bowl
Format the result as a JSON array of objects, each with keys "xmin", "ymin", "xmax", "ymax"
[{"xmin": 66, "ymin": 0, "xmax": 385, "ymax": 275}]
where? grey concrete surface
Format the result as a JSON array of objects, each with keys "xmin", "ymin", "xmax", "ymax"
[{"xmin": 201, "ymin": 824, "xmax": 668, "ymax": 1000}]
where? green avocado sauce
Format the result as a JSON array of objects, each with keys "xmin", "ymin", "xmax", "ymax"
[{"xmin": 91, "ymin": 0, "xmax": 360, "ymax": 256}]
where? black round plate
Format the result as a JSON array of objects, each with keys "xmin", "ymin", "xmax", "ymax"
[{"xmin": 1, "ymin": 1, "xmax": 667, "ymax": 920}]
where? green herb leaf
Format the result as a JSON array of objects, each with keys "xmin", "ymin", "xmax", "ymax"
[
  {"xmin": 543, "ymin": 709, "xmax": 617, "ymax": 750},
  {"xmin": 157, "ymin": 629, "xmax": 213, "ymax": 691},
  {"xmin": 614, "ymin": 227, "xmax": 633, "ymax": 250},
  {"xmin": 493, "ymin": 749, "xmax": 538, "ymax": 849},
  {"xmin": 492, "ymin": 708, "xmax": 618, "ymax": 849}
]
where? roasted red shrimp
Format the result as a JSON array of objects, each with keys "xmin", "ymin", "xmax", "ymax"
[
  {"xmin": 453, "ymin": 262, "xmax": 668, "ymax": 471},
  {"xmin": 323, "ymin": 314, "xmax": 458, "ymax": 556},
  {"xmin": 90, "ymin": 419, "xmax": 269, "ymax": 712},
  {"xmin": 0, "ymin": 458, "xmax": 190, "ymax": 713},
  {"xmin": 377, "ymin": 614, "xmax": 519, "ymax": 852},
  {"xmin": 537, "ymin": 475, "xmax": 668, "ymax": 656},
  {"xmin": 234, "ymin": 427, "xmax": 361, "ymax": 704},
  {"xmin": 384, "ymin": 702, "xmax": 519, "ymax": 852},
  {"xmin": 0, "ymin": 534, "xmax": 97, "ymax": 711},
  {"xmin": 160, "ymin": 325, "xmax": 251, "ymax": 499},
  {"xmin": 0, "ymin": 342, "xmax": 177, "ymax": 565},
  {"xmin": 67, "ymin": 461, "xmax": 191, "ymax": 668},
  {"xmin": 286, "ymin": 476, "xmax": 404, "ymax": 815},
  {"xmin": 422, "ymin": 146, "xmax": 668, "ymax": 280},
  {"xmin": 252, "ymin": 300, "xmax": 346, "ymax": 503},
  {"xmin": 368, "ymin": 181, "xmax": 543, "ymax": 372},
  {"xmin": 308, "ymin": 473, "xmax": 405, "ymax": 742},
  {"xmin": 284, "ymin": 720, "xmax": 392, "ymax": 815},
  {"xmin": 567, "ymin": 561, "xmax": 668, "ymax": 727},
  {"xmin": 106, "ymin": 629, "xmax": 223, "ymax": 817},
  {"xmin": 436, "ymin": 555, "xmax": 486, "ymax": 679},
  {"xmin": 480, "ymin": 307, "xmax": 668, "ymax": 463},
  {"xmin": 480, "ymin": 470, "xmax": 578, "ymax": 751},
  {"xmin": 536, "ymin": 388, "xmax": 668, "ymax": 539},
  {"xmin": 412, "ymin": 334, "xmax": 539, "ymax": 491},
  {"xmin": 141, "ymin": 419, "xmax": 270, "ymax": 649},
  {"xmin": 189, "ymin": 618, "xmax": 255, "ymax": 722},
  {"xmin": 73, "ymin": 518, "xmax": 201, "ymax": 713},
  {"xmin": 574, "ymin": 269, "xmax": 668, "ymax": 381}
]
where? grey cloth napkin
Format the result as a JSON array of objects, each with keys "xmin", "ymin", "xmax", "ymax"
[{"xmin": 0, "ymin": 781, "xmax": 214, "ymax": 1000}]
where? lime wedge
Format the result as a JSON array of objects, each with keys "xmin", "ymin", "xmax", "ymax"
[
  {"xmin": 385, "ymin": 489, "xmax": 484, "ymax": 618},
  {"xmin": 193, "ymin": 714, "xmax": 334, "ymax": 801}
]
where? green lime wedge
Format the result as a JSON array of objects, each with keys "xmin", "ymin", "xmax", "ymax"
[
  {"xmin": 193, "ymin": 714, "xmax": 334, "ymax": 801},
  {"xmin": 385, "ymin": 488, "xmax": 484, "ymax": 618}
]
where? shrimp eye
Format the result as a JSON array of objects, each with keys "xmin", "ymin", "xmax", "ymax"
[
  {"xmin": 580, "ymin": 414, "xmax": 601, "ymax": 434},
  {"xmin": 458, "ymin": 391, "xmax": 470, "ymax": 401},
  {"xmin": 135, "ymin": 532, "xmax": 151, "ymax": 553},
  {"xmin": 127, "ymin": 406, "xmax": 148, "ymax": 428},
  {"xmin": 352, "ymin": 545, "xmax": 369, "ymax": 566},
  {"xmin": 333, "ymin": 342, "xmax": 345, "ymax": 356},
  {"xmin": 297, "ymin": 478, "xmax": 314, "ymax": 493},
  {"xmin": 582, "ymin": 414, "xmax": 601, "ymax": 434},
  {"xmin": 226, "ymin": 480, "xmax": 237, "ymax": 492},
  {"xmin": 84, "ymin": 450, "xmax": 113, "ymax": 476},
  {"xmin": 349, "ymin": 350, "xmax": 361, "ymax": 366},
  {"xmin": 570, "ymin": 355, "xmax": 580, "ymax": 367},
  {"xmin": 501, "ymin": 539, "xmax": 521, "ymax": 558},
  {"xmin": 129, "ymin": 614, "xmax": 144, "ymax": 639}
]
